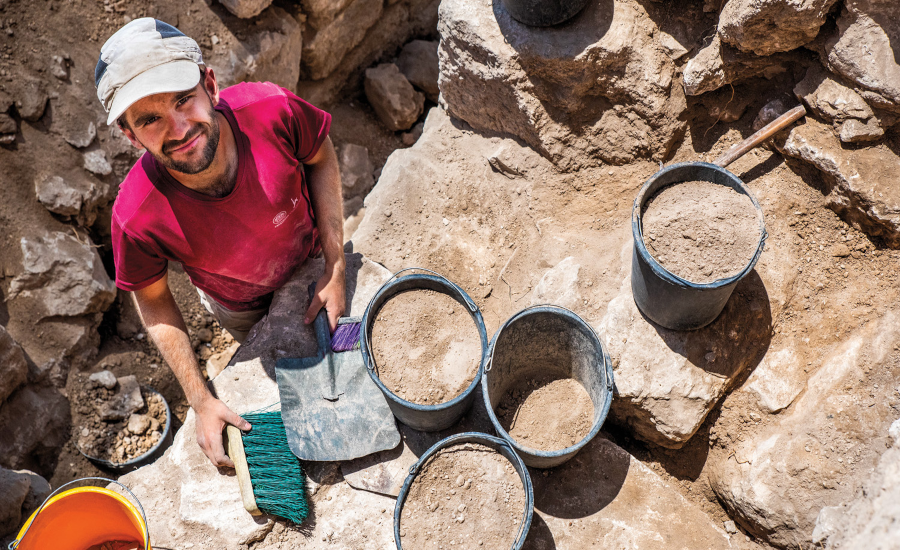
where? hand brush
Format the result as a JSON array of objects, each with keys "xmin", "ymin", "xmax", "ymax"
[
  {"xmin": 330, "ymin": 316, "xmax": 362, "ymax": 352},
  {"xmin": 225, "ymin": 409, "xmax": 308, "ymax": 524}
]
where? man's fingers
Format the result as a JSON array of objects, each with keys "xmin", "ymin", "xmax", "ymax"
[
  {"xmin": 225, "ymin": 408, "xmax": 252, "ymax": 431},
  {"xmin": 326, "ymin": 304, "xmax": 341, "ymax": 333},
  {"xmin": 304, "ymin": 293, "xmax": 324, "ymax": 324}
]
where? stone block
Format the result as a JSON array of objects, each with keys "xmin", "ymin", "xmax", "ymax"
[
  {"xmin": 301, "ymin": 0, "xmax": 382, "ymax": 81},
  {"xmin": 0, "ymin": 386, "xmax": 69, "ymax": 473},
  {"xmin": 364, "ymin": 63, "xmax": 424, "ymax": 131},
  {"xmin": 338, "ymin": 143, "xmax": 374, "ymax": 193},
  {"xmin": 218, "ymin": 0, "xmax": 273, "ymax": 19},
  {"xmin": 718, "ymin": 0, "xmax": 840, "ymax": 56},
  {"xmin": 396, "ymin": 39, "xmax": 439, "ymax": 103}
]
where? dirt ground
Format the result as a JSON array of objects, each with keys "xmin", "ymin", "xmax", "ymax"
[
  {"xmin": 372, "ymin": 289, "xmax": 482, "ymax": 405},
  {"xmin": 498, "ymin": 377, "xmax": 594, "ymax": 452},
  {"xmin": 643, "ymin": 180, "xmax": 761, "ymax": 283},
  {"xmin": 399, "ymin": 443, "xmax": 527, "ymax": 550}
]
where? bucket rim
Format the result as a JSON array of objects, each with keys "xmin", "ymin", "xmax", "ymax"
[
  {"xmin": 481, "ymin": 305, "xmax": 614, "ymax": 462},
  {"xmin": 361, "ymin": 268, "xmax": 488, "ymax": 415},
  {"xmin": 631, "ymin": 161, "xmax": 768, "ymax": 290},
  {"xmin": 76, "ymin": 385, "xmax": 173, "ymax": 471},
  {"xmin": 11, "ymin": 478, "xmax": 150, "ymax": 550},
  {"xmin": 393, "ymin": 432, "xmax": 534, "ymax": 550}
]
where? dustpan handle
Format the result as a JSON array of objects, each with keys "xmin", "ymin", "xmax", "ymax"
[{"xmin": 9, "ymin": 477, "xmax": 150, "ymax": 550}]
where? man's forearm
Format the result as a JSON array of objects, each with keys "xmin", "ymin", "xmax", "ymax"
[
  {"xmin": 133, "ymin": 279, "xmax": 211, "ymax": 409},
  {"xmin": 307, "ymin": 137, "xmax": 344, "ymax": 270}
]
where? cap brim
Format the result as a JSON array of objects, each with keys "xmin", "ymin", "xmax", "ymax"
[{"xmin": 106, "ymin": 60, "xmax": 202, "ymax": 125}]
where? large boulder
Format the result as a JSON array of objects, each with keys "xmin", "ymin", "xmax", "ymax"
[
  {"xmin": 709, "ymin": 312, "xmax": 900, "ymax": 548},
  {"xmin": 364, "ymin": 63, "xmax": 424, "ymax": 131},
  {"xmin": 0, "ymin": 326, "xmax": 27, "ymax": 406},
  {"xmin": 0, "ymin": 467, "xmax": 51, "ymax": 539},
  {"xmin": 301, "ymin": 0, "xmax": 383, "ymax": 81},
  {"xmin": 813, "ymin": 419, "xmax": 900, "ymax": 548},
  {"xmin": 779, "ymin": 118, "xmax": 900, "ymax": 247},
  {"xmin": 718, "ymin": 0, "xmax": 840, "ymax": 56},
  {"xmin": 206, "ymin": 6, "xmax": 303, "ymax": 92},
  {"xmin": 822, "ymin": 0, "xmax": 900, "ymax": 110},
  {"xmin": 438, "ymin": 0, "xmax": 687, "ymax": 169},
  {"xmin": 8, "ymin": 232, "xmax": 116, "ymax": 318}
]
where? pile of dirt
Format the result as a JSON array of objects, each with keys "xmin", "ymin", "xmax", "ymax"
[
  {"xmin": 73, "ymin": 374, "xmax": 168, "ymax": 465},
  {"xmin": 371, "ymin": 289, "xmax": 481, "ymax": 405},
  {"xmin": 498, "ymin": 376, "xmax": 594, "ymax": 451},
  {"xmin": 398, "ymin": 443, "xmax": 526, "ymax": 550},
  {"xmin": 642, "ymin": 181, "xmax": 760, "ymax": 284}
]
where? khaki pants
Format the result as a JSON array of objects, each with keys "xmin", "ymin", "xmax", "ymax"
[{"xmin": 196, "ymin": 288, "xmax": 268, "ymax": 344}]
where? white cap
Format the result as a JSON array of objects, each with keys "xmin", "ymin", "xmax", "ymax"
[{"xmin": 95, "ymin": 18, "xmax": 204, "ymax": 125}]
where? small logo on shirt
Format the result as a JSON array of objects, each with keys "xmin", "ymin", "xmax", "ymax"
[{"xmin": 273, "ymin": 197, "xmax": 300, "ymax": 227}]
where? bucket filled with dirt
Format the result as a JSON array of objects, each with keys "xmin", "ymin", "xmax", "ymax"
[
  {"xmin": 361, "ymin": 268, "xmax": 488, "ymax": 431},
  {"xmin": 482, "ymin": 305, "xmax": 614, "ymax": 469},
  {"xmin": 394, "ymin": 432, "xmax": 533, "ymax": 550},
  {"xmin": 631, "ymin": 162, "xmax": 766, "ymax": 330},
  {"xmin": 72, "ymin": 371, "xmax": 172, "ymax": 471}
]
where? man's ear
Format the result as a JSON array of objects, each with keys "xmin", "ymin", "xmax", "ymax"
[
  {"xmin": 203, "ymin": 67, "xmax": 220, "ymax": 106},
  {"xmin": 118, "ymin": 120, "xmax": 144, "ymax": 150}
]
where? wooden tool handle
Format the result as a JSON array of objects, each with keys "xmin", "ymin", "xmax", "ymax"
[
  {"xmin": 226, "ymin": 425, "xmax": 262, "ymax": 516},
  {"xmin": 713, "ymin": 104, "xmax": 806, "ymax": 168}
]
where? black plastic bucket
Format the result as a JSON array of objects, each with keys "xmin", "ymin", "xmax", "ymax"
[
  {"xmin": 394, "ymin": 432, "xmax": 534, "ymax": 550},
  {"xmin": 631, "ymin": 162, "xmax": 767, "ymax": 331},
  {"xmin": 482, "ymin": 305, "xmax": 614, "ymax": 469},
  {"xmin": 499, "ymin": 0, "xmax": 590, "ymax": 26},
  {"xmin": 361, "ymin": 268, "xmax": 488, "ymax": 432}
]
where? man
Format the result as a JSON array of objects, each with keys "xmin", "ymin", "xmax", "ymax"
[{"xmin": 96, "ymin": 19, "xmax": 346, "ymax": 468}]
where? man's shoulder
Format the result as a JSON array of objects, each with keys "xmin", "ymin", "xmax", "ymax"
[
  {"xmin": 220, "ymin": 81, "xmax": 290, "ymax": 112},
  {"xmin": 113, "ymin": 154, "xmax": 164, "ymax": 229}
]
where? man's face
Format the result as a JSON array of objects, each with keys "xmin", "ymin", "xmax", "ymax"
[{"xmin": 120, "ymin": 69, "xmax": 221, "ymax": 175}]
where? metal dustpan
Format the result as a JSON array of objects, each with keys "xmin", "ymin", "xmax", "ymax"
[{"xmin": 276, "ymin": 288, "xmax": 400, "ymax": 462}]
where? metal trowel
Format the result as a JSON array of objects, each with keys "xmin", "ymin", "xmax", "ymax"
[{"xmin": 275, "ymin": 286, "xmax": 400, "ymax": 462}]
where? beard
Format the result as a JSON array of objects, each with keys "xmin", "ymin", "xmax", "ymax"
[{"xmin": 154, "ymin": 101, "xmax": 220, "ymax": 175}]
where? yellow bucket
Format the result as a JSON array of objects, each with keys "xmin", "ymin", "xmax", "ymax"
[{"xmin": 10, "ymin": 478, "xmax": 150, "ymax": 550}]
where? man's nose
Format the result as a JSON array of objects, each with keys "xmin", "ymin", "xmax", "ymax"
[{"xmin": 167, "ymin": 111, "xmax": 193, "ymax": 141}]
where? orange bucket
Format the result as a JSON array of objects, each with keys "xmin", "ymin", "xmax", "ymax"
[{"xmin": 10, "ymin": 478, "xmax": 150, "ymax": 550}]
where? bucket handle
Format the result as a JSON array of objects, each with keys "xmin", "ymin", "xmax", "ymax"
[
  {"xmin": 8, "ymin": 477, "xmax": 150, "ymax": 550},
  {"xmin": 365, "ymin": 267, "xmax": 479, "ymax": 371},
  {"xmin": 484, "ymin": 304, "xmax": 614, "ymax": 392}
]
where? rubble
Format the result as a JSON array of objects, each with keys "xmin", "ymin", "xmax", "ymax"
[
  {"xmin": 364, "ymin": 63, "xmax": 424, "ymax": 131},
  {"xmin": 98, "ymin": 375, "xmax": 144, "ymax": 422},
  {"xmin": 83, "ymin": 149, "xmax": 113, "ymax": 176},
  {"xmin": 8, "ymin": 232, "xmax": 116, "ymax": 318},
  {"xmin": 89, "ymin": 370, "xmax": 118, "ymax": 390},
  {"xmin": 396, "ymin": 39, "xmax": 439, "ymax": 103}
]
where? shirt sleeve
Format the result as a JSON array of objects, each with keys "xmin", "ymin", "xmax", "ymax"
[
  {"xmin": 284, "ymin": 89, "xmax": 332, "ymax": 164},
  {"xmin": 111, "ymin": 214, "xmax": 168, "ymax": 292}
]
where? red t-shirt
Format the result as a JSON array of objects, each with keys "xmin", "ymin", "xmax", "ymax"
[{"xmin": 111, "ymin": 82, "xmax": 331, "ymax": 311}]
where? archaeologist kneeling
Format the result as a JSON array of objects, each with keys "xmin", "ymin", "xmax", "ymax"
[{"xmin": 95, "ymin": 19, "xmax": 345, "ymax": 468}]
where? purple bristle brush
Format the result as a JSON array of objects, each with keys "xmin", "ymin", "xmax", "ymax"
[{"xmin": 331, "ymin": 317, "xmax": 362, "ymax": 352}]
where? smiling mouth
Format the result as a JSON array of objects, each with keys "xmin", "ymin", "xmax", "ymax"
[{"xmin": 169, "ymin": 133, "xmax": 202, "ymax": 154}]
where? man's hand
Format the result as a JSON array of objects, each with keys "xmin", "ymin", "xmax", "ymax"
[
  {"xmin": 194, "ymin": 396, "xmax": 251, "ymax": 468},
  {"xmin": 304, "ymin": 261, "xmax": 346, "ymax": 332}
]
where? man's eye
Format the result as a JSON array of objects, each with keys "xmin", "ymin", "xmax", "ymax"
[
  {"xmin": 142, "ymin": 117, "xmax": 158, "ymax": 127},
  {"xmin": 177, "ymin": 96, "xmax": 192, "ymax": 106}
]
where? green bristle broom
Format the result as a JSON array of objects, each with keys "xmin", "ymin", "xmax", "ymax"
[{"xmin": 226, "ymin": 409, "xmax": 308, "ymax": 524}]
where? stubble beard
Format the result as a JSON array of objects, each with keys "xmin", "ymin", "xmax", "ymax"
[{"xmin": 156, "ymin": 101, "xmax": 220, "ymax": 176}]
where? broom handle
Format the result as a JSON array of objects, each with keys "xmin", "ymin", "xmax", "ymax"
[
  {"xmin": 226, "ymin": 425, "xmax": 262, "ymax": 516},
  {"xmin": 713, "ymin": 104, "xmax": 806, "ymax": 167}
]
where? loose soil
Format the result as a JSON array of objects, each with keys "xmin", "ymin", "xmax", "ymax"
[
  {"xmin": 399, "ymin": 443, "xmax": 526, "ymax": 550},
  {"xmin": 642, "ymin": 180, "xmax": 760, "ymax": 284},
  {"xmin": 72, "ymin": 375, "xmax": 168, "ymax": 464},
  {"xmin": 371, "ymin": 289, "xmax": 481, "ymax": 405},
  {"xmin": 498, "ymin": 376, "xmax": 594, "ymax": 452}
]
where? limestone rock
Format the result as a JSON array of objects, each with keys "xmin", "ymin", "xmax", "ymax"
[
  {"xmin": 599, "ymin": 267, "xmax": 772, "ymax": 448},
  {"xmin": 300, "ymin": 0, "xmax": 355, "ymax": 30},
  {"xmin": 744, "ymin": 348, "xmax": 805, "ymax": 414},
  {"xmin": 683, "ymin": 35, "xmax": 800, "ymax": 96},
  {"xmin": 62, "ymin": 120, "xmax": 96, "ymax": 149},
  {"xmin": 0, "ymin": 386, "xmax": 69, "ymax": 473},
  {"xmin": 206, "ymin": 342, "xmax": 239, "ymax": 380},
  {"xmin": 338, "ymin": 143, "xmax": 374, "ymax": 193},
  {"xmin": 0, "ymin": 113, "xmax": 17, "ymax": 143},
  {"xmin": 710, "ymin": 312, "xmax": 900, "ymax": 548},
  {"xmin": 718, "ymin": 0, "xmax": 840, "ymax": 56},
  {"xmin": 206, "ymin": 6, "xmax": 303, "ymax": 93},
  {"xmin": 99, "ymin": 375, "xmax": 144, "ymax": 422},
  {"xmin": 8, "ymin": 232, "xmax": 116, "ymax": 318},
  {"xmin": 218, "ymin": 0, "xmax": 272, "ymax": 19},
  {"xmin": 813, "ymin": 421, "xmax": 900, "ymax": 548},
  {"xmin": 794, "ymin": 65, "xmax": 874, "ymax": 123},
  {"xmin": 16, "ymin": 469, "xmax": 50, "ymax": 515},
  {"xmin": 89, "ymin": 370, "xmax": 118, "ymax": 390},
  {"xmin": 838, "ymin": 118, "xmax": 884, "ymax": 143},
  {"xmin": 14, "ymin": 80, "xmax": 48, "ymax": 122},
  {"xmin": 83, "ymin": 150, "xmax": 112, "ymax": 176},
  {"xmin": 364, "ymin": 63, "xmax": 424, "ymax": 132},
  {"xmin": 823, "ymin": 0, "xmax": 900, "ymax": 108},
  {"xmin": 531, "ymin": 257, "xmax": 582, "ymax": 311},
  {"xmin": 50, "ymin": 54, "xmax": 69, "ymax": 80},
  {"xmin": 401, "ymin": 121, "xmax": 424, "ymax": 146},
  {"xmin": 396, "ymin": 39, "xmax": 439, "ymax": 102},
  {"xmin": 34, "ymin": 173, "xmax": 109, "ymax": 226},
  {"xmin": 0, "ymin": 326, "xmax": 28, "ymax": 406},
  {"xmin": 0, "ymin": 467, "xmax": 30, "ymax": 538},
  {"xmin": 301, "ymin": 0, "xmax": 382, "ymax": 81},
  {"xmin": 127, "ymin": 414, "xmax": 152, "ymax": 435},
  {"xmin": 439, "ymin": 0, "xmax": 687, "ymax": 168},
  {"xmin": 780, "ymin": 118, "xmax": 900, "ymax": 247}
]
